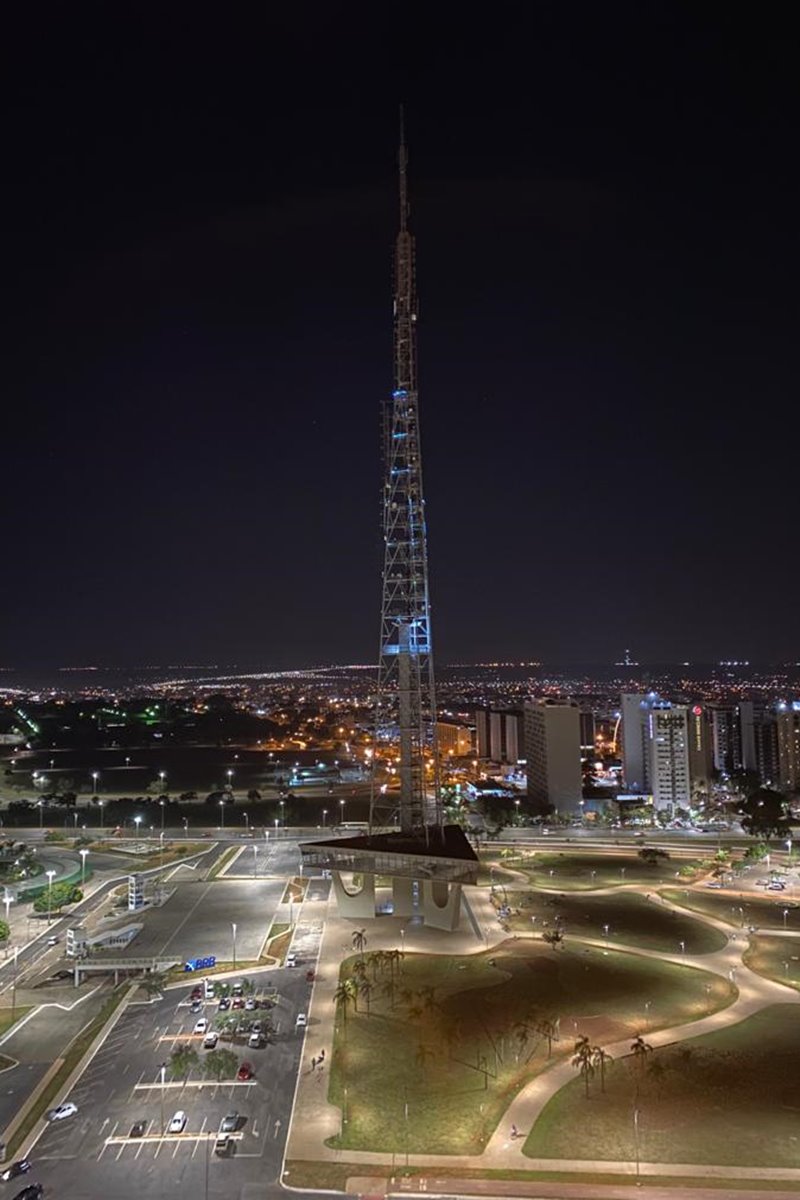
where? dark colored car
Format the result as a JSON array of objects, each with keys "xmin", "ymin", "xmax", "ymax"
[
  {"xmin": 236, "ymin": 1062, "xmax": 253, "ymax": 1081},
  {"xmin": 217, "ymin": 997, "xmax": 231, "ymax": 1011},
  {"xmin": 1, "ymin": 1161, "xmax": 31, "ymax": 1183},
  {"xmin": 129, "ymin": 1121, "xmax": 146, "ymax": 1138},
  {"xmin": 12, "ymin": 1186, "xmax": 43, "ymax": 1200}
]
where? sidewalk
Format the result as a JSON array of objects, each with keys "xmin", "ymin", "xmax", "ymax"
[{"xmin": 285, "ymin": 878, "xmax": 800, "ymax": 1181}]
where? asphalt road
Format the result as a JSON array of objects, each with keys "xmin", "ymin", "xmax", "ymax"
[{"xmin": 26, "ymin": 968, "xmax": 319, "ymax": 1200}]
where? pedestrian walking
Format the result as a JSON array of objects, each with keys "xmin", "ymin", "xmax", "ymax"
[
  {"xmin": 311, "ymin": 1056, "xmax": 317, "ymax": 1071},
  {"xmin": 319, "ymin": 1048, "xmax": 325, "ymax": 1062},
  {"xmin": 510, "ymin": 1123, "xmax": 518, "ymax": 1139}
]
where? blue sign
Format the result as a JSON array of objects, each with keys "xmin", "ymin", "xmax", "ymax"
[{"xmin": 183, "ymin": 955, "xmax": 217, "ymax": 972}]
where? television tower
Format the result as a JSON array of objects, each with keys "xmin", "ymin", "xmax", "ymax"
[{"xmin": 370, "ymin": 112, "xmax": 442, "ymax": 837}]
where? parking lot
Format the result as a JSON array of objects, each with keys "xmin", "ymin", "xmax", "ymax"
[{"xmin": 27, "ymin": 963, "xmax": 318, "ymax": 1199}]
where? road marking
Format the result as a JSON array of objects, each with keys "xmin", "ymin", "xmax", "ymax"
[{"xmin": 274, "ymin": 1118, "xmax": 281, "ymax": 1138}]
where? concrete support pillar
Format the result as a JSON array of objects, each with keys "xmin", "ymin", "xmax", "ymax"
[
  {"xmin": 421, "ymin": 881, "xmax": 462, "ymax": 931},
  {"xmin": 392, "ymin": 877, "xmax": 414, "ymax": 917},
  {"xmin": 331, "ymin": 871, "xmax": 376, "ymax": 918}
]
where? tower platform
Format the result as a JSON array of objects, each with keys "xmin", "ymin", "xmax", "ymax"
[{"xmin": 299, "ymin": 825, "xmax": 478, "ymax": 931}]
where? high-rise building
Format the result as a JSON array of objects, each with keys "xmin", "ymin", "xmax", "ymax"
[
  {"xmin": 524, "ymin": 699, "xmax": 582, "ymax": 813},
  {"xmin": 777, "ymin": 703, "xmax": 800, "ymax": 793},
  {"xmin": 687, "ymin": 703, "xmax": 714, "ymax": 791},
  {"xmin": 436, "ymin": 722, "xmax": 472, "ymax": 758},
  {"xmin": 709, "ymin": 702, "xmax": 756, "ymax": 775},
  {"xmin": 754, "ymin": 708, "xmax": 780, "ymax": 787},
  {"xmin": 649, "ymin": 703, "xmax": 691, "ymax": 812},
  {"xmin": 475, "ymin": 707, "xmax": 524, "ymax": 763},
  {"xmin": 621, "ymin": 692, "xmax": 659, "ymax": 792}
]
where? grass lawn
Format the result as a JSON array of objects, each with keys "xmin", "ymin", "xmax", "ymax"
[
  {"xmin": 504, "ymin": 891, "xmax": 727, "ymax": 954},
  {"xmin": 525, "ymin": 1004, "xmax": 800, "ymax": 1168},
  {"xmin": 743, "ymin": 935, "xmax": 800, "ymax": 991},
  {"xmin": 327, "ymin": 944, "xmax": 733, "ymax": 1155},
  {"xmin": 484, "ymin": 851, "xmax": 702, "ymax": 891},
  {"xmin": 660, "ymin": 887, "xmax": 800, "ymax": 932},
  {"xmin": 0, "ymin": 1007, "xmax": 31, "ymax": 1038}
]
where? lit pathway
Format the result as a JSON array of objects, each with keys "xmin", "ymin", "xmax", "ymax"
[{"xmin": 285, "ymin": 871, "xmax": 800, "ymax": 1182}]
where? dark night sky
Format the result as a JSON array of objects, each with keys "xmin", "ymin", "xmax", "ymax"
[{"xmin": 4, "ymin": 4, "xmax": 799, "ymax": 669}]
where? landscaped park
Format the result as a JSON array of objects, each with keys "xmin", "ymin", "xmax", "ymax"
[{"xmin": 290, "ymin": 842, "xmax": 800, "ymax": 1187}]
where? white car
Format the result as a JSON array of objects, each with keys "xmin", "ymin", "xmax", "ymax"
[
  {"xmin": 193, "ymin": 1018, "xmax": 208, "ymax": 1034},
  {"xmin": 47, "ymin": 1102, "xmax": 78, "ymax": 1122},
  {"xmin": 286, "ymin": 952, "xmax": 298, "ymax": 967},
  {"xmin": 168, "ymin": 1111, "xmax": 187, "ymax": 1134},
  {"xmin": 295, "ymin": 1012, "xmax": 307, "ymax": 1029},
  {"xmin": 203, "ymin": 1032, "xmax": 218, "ymax": 1049}
]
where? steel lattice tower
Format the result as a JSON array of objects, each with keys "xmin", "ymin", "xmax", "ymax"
[{"xmin": 369, "ymin": 114, "xmax": 442, "ymax": 838}]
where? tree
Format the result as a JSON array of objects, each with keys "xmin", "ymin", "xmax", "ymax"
[
  {"xmin": 204, "ymin": 1048, "xmax": 239, "ymax": 1080},
  {"xmin": 630, "ymin": 1035, "xmax": 653, "ymax": 1074},
  {"xmin": 169, "ymin": 1044, "xmax": 199, "ymax": 1080},
  {"xmin": 534, "ymin": 1016, "xmax": 559, "ymax": 1058},
  {"xmin": 33, "ymin": 882, "xmax": 83, "ymax": 913},
  {"xmin": 592, "ymin": 1045, "xmax": 613, "ymax": 1093},
  {"xmin": 247, "ymin": 789, "xmax": 261, "ymax": 802},
  {"xmin": 638, "ymin": 847, "xmax": 670, "ymax": 865},
  {"xmin": 743, "ymin": 842, "xmax": 769, "ymax": 862},
  {"xmin": 571, "ymin": 1035, "xmax": 595, "ymax": 1098},
  {"xmin": 352, "ymin": 928, "xmax": 367, "ymax": 957},
  {"xmin": 334, "ymin": 979, "xmax": 356, "ymax": 1026},
  {"xmin": 740, "ymin": 789, "xmax": 790, "ymax": 838},
  {"xmin": 213, "ymin": 1013, "xmax": 242, "ymax": 1038},
  {"xmin": 358, "ymin": 978, "xmax": 373, "ymax": 1016},
  {"xmin": 0, "ymin": 919, "xmax": 9, "ymax": 943},
  {"xmin": 542, "ymin": 929, "xmax": 564, "ymax": 949},
  {"xmin": 142, "ymin": 971, "xmax": 167, "ymax": 997}
]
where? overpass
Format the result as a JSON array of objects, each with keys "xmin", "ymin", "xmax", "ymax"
[{"xmin": 69, "ymin": 954, "xmax": 181, "ymax": 986}]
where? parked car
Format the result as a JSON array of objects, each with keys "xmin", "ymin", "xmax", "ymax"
[
  {"xmin": 1, "ymin": 1160, "xmax": 31, "ymax": 1183},
  {"xmin": 11, "ymin": 1186, "xmax": 42, "ymax": 1200},
  {"xmin": 46, "ymin": 1102, "xmax": 78, "ymax": 1122},
  {"xmin": 285, "ymin": 952, "xmax": 298, "ymax": 967},
  {"xmin": 168, "ymin": 1111, "xmax": 187, "ymax": 1134},
  {"xmin": 214, "ymin": 1133, "xmax": 232, "ymax": 1156},
  {"xmin": 237, "ymin": 1062, "xmax": 253, "ymax": 1081},
  {"xmin": 193, "ymin": 1018, "xmax": 208, "ymax": 1034},
  {"xmin": 219, "ymin": 1112, "xmax": 239, "ymax": 1133},
  {"xmin": 129, "ymin": 1121, "xmax": 147, "ymax": 1138},
  {"xmin": 295, "ymin": 1013, "xmax": 307, "ymax": 1029},
  {"xmin": 218, "ymin": 997, "xmax": 231, "ymax": 1011},
  {"xmin": 232, "ymin": 997, "xmax": 245, "ymax": 1010},
  {"xmin": 244, "ymin": 997, "xmax": 256, "ymax": 1010},
  {"xmin": 248, "ymin": 1033, "xmax": 262, "ymax": 1049},
  {"xmin": 190, "ymin": 1001, "xmax": 203, "ymax": 1014},
  {"xmin": 203, "ymin": 1032, "xmax": 218, "ymax": 1050},
  {"xmin": 46, "ymin": 936, "xmax": 59, "ymax": 947}
]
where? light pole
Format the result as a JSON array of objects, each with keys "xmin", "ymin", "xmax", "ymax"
[
  {"xmin": 322, "ymin": 809, "xmax": 328, "ymax": 829},
  {"xmin": 3, "ymin": 887, "xmax": 11, "ymax": 929},
  {"xmin": 339, "ymin": 798, "xmax": 345, "ymax": 825},
  {"xmin": 159, "ymin": 831, "xmax": 165, "ymax": 866},
  {"xmin": 514, "ymin": 798, "xmax": 520, "ymax": 824},
  {"xmin": 11, "ymin": 946, "xmax": 19, "ymax": 1022},
  {"xmin": 91, "ymin": 771, "xmax": 99, "ymax": 795},
  {"xmin": 98, "ymin": 800, "xmax": 104, "ymax": 831},
  {"xmin": 160, "ymin": 1062, "xmax": 166, "ymax": 1134},
  {"xmin": 679, "ymin": 940, "xmax": 685, "ymax": 956},
  {"xmin": 274, "ymin": 818, "xmax": 279, "ymax": 839},
  {"xmin": 226, "ymin": 769, "xmax": 234, "ymax": 792},
  {"xmin": 46, "ymin": 869, "xmax": 56, "ymax": 926},
  {"xmin": 79, "ymin": 849, "xmax": 88, "ymax": 886},
  {"xmin": 243, "ymin": 812, "xmax": 250, "ymax": 833},
  {"xmin": 159, "ymin": 799, "xmax": 165, "ymax": 831},
  {"xmin": 252, "ymin": 845, "xmax": 258, "ymax": 877},
  {"xmin": 783, "ymin": 909, "xmax": 789, "ymax": 929},
  {"xmin": 38, "ymin": 801, "xmax": 44, "ymax": 831},
  {"xmin": 219, "ymin": 799, "xmax": 225, "ymax": 830},
  {"xmin": 134, "ymin": 815, "xmax": 142, "ymax": 840},
  {"xmin": 603, "ymin": 923, "xmax": 610, "ymax": 948},
  {"xmin": 231, "ymin": 921, "xmax": 237, "ymax": 970},
  {"xmin": 182, "ymin": 817, "xmax": 189, "ymax": 837},
  {"xmin": 633, "ymin": 1105, "xmax": 641, "ymax": 1185},
  {"xmin": 159, "ymin": 770, "xmax": 167, "ymax": 792}
]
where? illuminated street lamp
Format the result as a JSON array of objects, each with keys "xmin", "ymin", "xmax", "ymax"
[
  {"xmin": 226, "ymin": 769, "xmax": 234, "ymax": 790},
  {"xmin": 322, "ymin": 809, "xmax": 328, "ymax": 828},
  {"xmin": 91, "ymin": 771, "xmax": 99, "ymax": 794},
  {"xmin": 46, "ymin": 869, "xmax": 56, "ymax": 926},
  {"xmin": 783, "ymin": 909, "xmax": 790, "ymax": 929},
  {"xmin": 219, "ymin": 799, "xmax": 226, "ymax": 830},
  {"xmin": 133, "ymin": 815, "xmax": 142, "ymax": 839},
  {"xmin": 159, "ymin": 770, "xmax": 167, "ymax": 790},
  {"xmin": 231, "ymin": 921, "xmax": 237, "ymax": 969},
  {"xmin": 339, "ymin": 798, "xmax": 345, "ymax": 824},
  {"xmin": 243, "ymin": 812, "xmax": 250, "ymax": 832},
  {"xmin": 79, "ymin": 848, "xmax": 88, "ymax": 886},
  {"xmin": 159, "ymin": 799, "xmax": 165, "ymax": 831},
  {"xmin": 182, "ymin": 817, "xmax": 189, "ymax": 837},
  {"xmin": 98, "ymin": 799, "xmax": 104, "ymax": 830},
  {"xmin": 38, "ymin": 800, "xmax": 44, "ymax": 831}
]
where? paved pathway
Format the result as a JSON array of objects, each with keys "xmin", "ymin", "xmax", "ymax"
[{"xmin": 285, "ymin": 865, "xmax": 800, "ymax": 1183}]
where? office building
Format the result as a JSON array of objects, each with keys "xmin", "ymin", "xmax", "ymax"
[
  {"xmin": 649, "ymin": 703, "xmax": 691, "ymax": 812},
  {"xmin": 777, "ymin": 703, "xmax": 800, "ymax": 793},
  {"xmin": 709, "ymin": 702, "xmax": 756, "ymax": 775},
  {"xmin": 436, "ymin": 722, "xmax": 473, "ymax": 758},
  {"xmin": 475, "ymin": 707, "xmax": 524, "ymax": 763},
  {"xmin": 687, "ymin": 703, "xmax": 714, "ymax": 791},
  {"xmin": 524, "ymin": 699, "xmax": 582, "ymax": 813},
  {"xmin": 621, "ymin": 692, "xmax": 659, "ymax": 792}
]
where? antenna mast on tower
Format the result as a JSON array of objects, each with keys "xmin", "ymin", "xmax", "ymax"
[{"xmin": 370, "ymin": 110, "xmax": 441, "ymax": 837}]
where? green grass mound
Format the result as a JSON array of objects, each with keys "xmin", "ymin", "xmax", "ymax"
[
  {"xmin": 743, "ymin": 935, "xmax": 800, "ymax": 991},
  {"xmin": 660, "ymin": 887, "xmax": 800, "ymax": 932},
  {"xmin": 525, "ymin": 1005, "xmax": 800, "ymax": 1168},
  {"xmin": 486, "ymin": 851, "xmax": 700, "ymax": 891},
  {"xmin": 504, "ymin": 891, "xmax": 727, "ymax": 954},
  {"xmin": 327, "ymin": 944, "xmax": 732, "ymax": 1156}
]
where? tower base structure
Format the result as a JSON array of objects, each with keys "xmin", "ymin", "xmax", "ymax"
[{"xmin": 300, "ymin": 824, "xmax": 477, "ymax": 931}]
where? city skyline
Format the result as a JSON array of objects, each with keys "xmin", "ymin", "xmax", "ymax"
[{"xmin": 4, "ymin": 7, "xmax": 798, "ymax": 668}]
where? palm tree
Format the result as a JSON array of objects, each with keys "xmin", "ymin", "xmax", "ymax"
[
  {"xmin": 535, "ymin": 1016, "xmax": 558, "ymax": 1058},
  {"xmin": 142, "ymin": 971, "xmax": 167, "ymax": 997},
  {"xmin": 571, "ymin": 1035, "xmax": 595, "ymax": 1098},
  {"xmin": 418, "ymin": 985, "xmax": 437, "ymax": 1015},
  {"xmin": 591, "ymin": 1045, "xmax": 613, "ymax": 1093},
  {"xmin": 514, "ymin": 1023, "xmax": 529, "ymax": 1063},
  {"xmin": 352, "ymin": 928, "xmax": 367, "ymax": 957},
  {"xmin": 359, "ymin": 978, "xmax": 373, "ymax": 1016},
  {"xmin": 380, "ymin": 976, "xmax": 396, "ymax": 1011},
  {"xmin": 169, "ymin": 1043, "xmax": 199, "ymax": 1080},
  {"xmin": 334, "ymin": 979, "xmax": 356, "ymax": 1027},
  {"xmin": 630, "ymin": 1035, "xmax": 653, "ymax": 1074}
]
